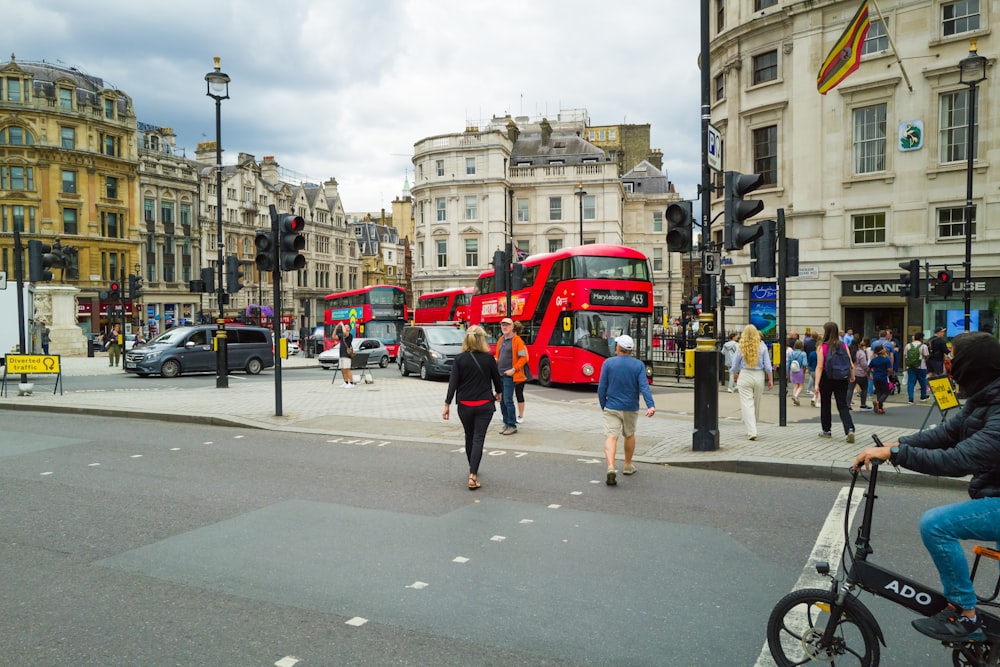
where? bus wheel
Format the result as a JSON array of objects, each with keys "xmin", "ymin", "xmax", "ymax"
[{"xmin": 537, "ymin": 358, "xmax": 552, "ymax": 388}]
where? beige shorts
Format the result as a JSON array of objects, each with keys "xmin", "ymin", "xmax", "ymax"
[{"xmin": 603, "ymin": 409, "xmax": 639, "ymax": 438}]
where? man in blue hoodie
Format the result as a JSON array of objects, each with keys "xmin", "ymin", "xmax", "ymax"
[{"xmin": 597, "ymin": 334, "xmax": 656, "ymax": 486}]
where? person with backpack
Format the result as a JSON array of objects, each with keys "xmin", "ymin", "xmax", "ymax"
[
  {"xmin": 905, "ymin": 331, "xmax": 931, "ymax": 404},
  {"xmin": 787, "ymin": 339, "xmax": 808, "ymax": 406},
  {"xmin": 814, "ymin": 320, "xmax": 856, "ymax": 442}
]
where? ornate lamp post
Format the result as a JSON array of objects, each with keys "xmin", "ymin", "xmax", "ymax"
[
  {"xmin": 959, "ymin": 40, "xmax": 987, "ymax": 333},
  {"xmin": 205, "ymin": 57, "xmax": 230, "ymax": 388},
  {"xmin": 575, "ymin": 182, "xmax": 587, "ymax": 245}
]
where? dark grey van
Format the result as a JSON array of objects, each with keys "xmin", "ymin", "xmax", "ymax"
[
  {"xmin": 124, "ymin": 325, "xmax": 274, "ymax": 378},
  {"xmin": 397, "ymin": 324, "xmax": 466, "ymax": 380}
]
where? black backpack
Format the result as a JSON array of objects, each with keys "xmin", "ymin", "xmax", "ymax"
[{"xmin": 825, "ymin": 342, "xmax": 852, "ymax": 381}]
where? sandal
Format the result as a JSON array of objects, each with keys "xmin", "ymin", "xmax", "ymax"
[{"xmin": 468, "ymin": 475, "xmax": 481, "ymax": 490}]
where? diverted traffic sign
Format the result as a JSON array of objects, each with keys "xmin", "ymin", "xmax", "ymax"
[{"xmin": 1, "ymin": 354, "xmax": 63, "ymax": 396}]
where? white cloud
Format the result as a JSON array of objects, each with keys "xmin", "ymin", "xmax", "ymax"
[{"xmin": 6, "ymin": 0, "xmax": 701, "ymax": 209}]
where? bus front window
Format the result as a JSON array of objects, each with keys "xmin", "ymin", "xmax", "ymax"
[{"xmin": 570, "ymin": 312, "xmax": 648, "ymax": 358}]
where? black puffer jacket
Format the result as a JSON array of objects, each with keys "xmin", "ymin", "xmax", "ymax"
[{"xmin": 897, "ymin": 376, "xmax": 1000, "ymax": 499}]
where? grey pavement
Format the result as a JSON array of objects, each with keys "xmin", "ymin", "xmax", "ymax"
[{"xmin": 1, "ymin": 352, "xmax": 958, "ymax": 487}]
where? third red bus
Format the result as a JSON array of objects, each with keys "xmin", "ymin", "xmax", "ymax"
[{"xmin": 414, "ymin": 287, "xmax": 474, "ymax": 325}]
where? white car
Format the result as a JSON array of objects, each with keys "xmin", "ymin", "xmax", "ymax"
[{"xmin": 318, "ymin": 338, "xmax": 391, "ymax": 370}]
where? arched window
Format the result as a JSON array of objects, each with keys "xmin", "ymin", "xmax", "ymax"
[{"xmin": 0, "ymin": 126, "xmax": 35, "ymax": 145}]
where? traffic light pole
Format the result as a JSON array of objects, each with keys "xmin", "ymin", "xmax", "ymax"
[
  {"xmin": 777, "ymin": 209, "xmax": 787, "ymax": 428},
  {"xmin": 268, "ymin": 205, "xmax": 284, "ymax": 417},
  {"xmin": 12, "ymin": 224, "xmax": 29, "ymax": 386},
  {"xmin": 693, "ymin": 0, "xmax": 719, "ymax": 451}
]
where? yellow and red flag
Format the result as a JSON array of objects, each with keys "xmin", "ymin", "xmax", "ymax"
[{"xmin": 817, "ymin": 0, "xmax": 871, "ymax": 94}]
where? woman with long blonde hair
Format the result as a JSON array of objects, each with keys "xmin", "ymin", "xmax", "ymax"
[{"xmin": 730, "ymin": 324, "xmax": 773, "ymax": 440}]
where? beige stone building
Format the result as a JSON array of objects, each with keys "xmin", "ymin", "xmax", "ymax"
[
  {"xmin": 409, "ymin": 111, "xmax": 681, "ymax": 321},
  {"xmin": 710, "ymin": 0, "xmax": 999, "ymax": 339}
]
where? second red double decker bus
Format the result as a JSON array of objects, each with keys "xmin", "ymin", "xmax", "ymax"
[
  {"xmin": 414, "ymin": 287, "xmax": 474, "ymax": 325},
  {"xmin": 470, "ymin": 244, "xmax": 653, "ymax": 386}
]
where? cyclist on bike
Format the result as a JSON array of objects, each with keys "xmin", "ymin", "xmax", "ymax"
[{"xmin": 854, "ymin": 331, "xmax": 1000, "ymax": 643}]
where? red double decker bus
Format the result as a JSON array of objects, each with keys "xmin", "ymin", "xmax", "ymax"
[
  {"xmin": 323, "ymin": 285, "xmax": 407, "ymax": 359},
  {"xmin": 470, "ymin": 244, "xmax": 654, "ymax": 386},
  {"xmin": 414, "ymin": 287, "xmax": 474, "ymax": 325}
]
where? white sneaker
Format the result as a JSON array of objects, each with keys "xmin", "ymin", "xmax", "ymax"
[
  {"xmin": 341, "ymin": 382, "xmax": 351, "ymax": 388},
  {"xmin": 516, "ymin": 416, "xmax": 524, "ymax": 423}
]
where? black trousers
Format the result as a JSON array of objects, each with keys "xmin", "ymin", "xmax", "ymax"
[
  {"xmin": 820, "ymin": 376, "xmax": 854, "ymax": 435},
  {"xmin": 458, "ymin": 402, "xmax": 495, "ymax": 475}
]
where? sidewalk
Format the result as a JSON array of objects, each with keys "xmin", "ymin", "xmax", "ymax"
[{"xmin": 1, "ymin": 354, "xmax": 956, "ymax": 488}]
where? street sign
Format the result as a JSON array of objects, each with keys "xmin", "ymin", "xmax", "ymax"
[
  {"xmin": 704, "ymin": 252, "xmax": 721, "ymax": 275},
  {"xmin": 707, "ymin": 124, "xmax": 722, "ymax": 172},
  {"xmin": 0, "ymin": 270, "xmax": 6, "ymax": 289}
]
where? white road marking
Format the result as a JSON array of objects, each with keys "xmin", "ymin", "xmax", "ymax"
[
  {"xmin": 578, "ymin": 458, "xmax": 602, "ymax": 464},
  {"xmin": 490, "ymin": 535, "xmax": 506, "ymax": 542},
  {"xmin": 41, "ymin": 471, "xmax": 53, "ymax": 476},
  {"xmin": 345, "ymin": 617, "xmax": 368, "ymax": 626},
  {"xmin": 406, "ymin": 581, "xmax": 429, "ymax": 589},
  {"xmin": 170, "ymin": 447, "xmax": 180, "ymax": 451},
  {"xmin": 89, "ymin": 463, "xmax": 100, "ymax": 467},
  {"xmin": 519, "ymin": 519, "xmax": 534, "ymax": 524},
  {"xmin": 130, "ymin": 454, "xmax": 143, "ymax": 458},
  {"xmin": 547, "ymin": 504, "xmax": 561, "ymax": 509},
  {"xmin": 203, "ymin": 441, "xmax": 213, "ymax": 445},
  {"xmin": 274, "ymin": 657, "xmax": 300, "ymax": 667},
  {"xmin": 452, "ymin": 556, "xmax": 470, "ymax": 563},
  {"xmin": 514, "ymin": 452, "xmax": 527, "ymax": 457},
  {"xmin": 754, "ymin": 486, "xmax": 860, "ymax": 667},
  {"xmin": 570, "ymin": 491, "xmax": 583, "ymax": 496}
]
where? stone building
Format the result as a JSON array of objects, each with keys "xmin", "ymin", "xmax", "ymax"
[{"xmin": 710, "ymin": 0, "xmax": 999, "ymax": 339}]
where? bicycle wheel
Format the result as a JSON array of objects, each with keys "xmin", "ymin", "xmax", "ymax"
[{"xmin": 767, "ymin": 588, "xmax": 880, "ymax": 666}]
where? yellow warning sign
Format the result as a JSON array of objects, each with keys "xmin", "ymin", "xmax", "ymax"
[
  {"xmin": 4, "ymin": 354, "xmax": 61, "ymax": 374},
  {"xmin": 928, "ymin": 377, "xmax": 959, "ymax": 411}
]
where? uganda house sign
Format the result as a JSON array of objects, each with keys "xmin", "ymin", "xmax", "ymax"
[{"xmin": 899, "ymin": 120, "xmax": 923, "ymax": 151}]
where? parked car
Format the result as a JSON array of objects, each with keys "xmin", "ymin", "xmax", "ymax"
[{"xmin": 318, "ymin": 338, "xmax": 391, "ymax": 370}]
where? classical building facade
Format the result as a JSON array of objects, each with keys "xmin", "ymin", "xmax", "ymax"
[
  {"xmin": 710, "ymin": 0, "xmax": 998, "ymax": 338},
  {"xmin": 409, "ymin": 111, "xmax": 681, "ymax": 319},
  {"xmin": 0, "ymin": 57, "xmax": 140, "ymax": 336}
]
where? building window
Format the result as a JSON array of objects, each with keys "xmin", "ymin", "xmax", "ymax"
[
  {"xmin": 549, "ymin": 197, "xmax": 562, "ymax": 221},
  {"xmin": 755, "ymin": 0, "xmax": 778, "ymax": 8},
  {"xmin": 716, "ymin": 0, "xmax": 725, "ymax": 32},
  {"xmin": 862, "ymin": 18, "xmax": 889, "ymax": 55},
  {"xmin": 436, "ymin": 240, "xmax": 447, "ymax": 267},
  {"xmin": 516, "ymin": 240, "xmax": 530, "ymax": 258},
  {"xmin": 466, "ymin": 157, "xmax": 476, "ymax": 175},
  {"xmin": 465, "ymin": 195, "xmax": 477, "ymax": 220},
  {"xmin": 436, "ymin": 160, "xmax": 444, "ymax": 177},
  {"xmin": 60, "ymin": 170, "xmax": 76, "ymax": 194},
  {"xmin": 180, "ymin": 204, "xmax": 191, "ymax": 227},
  {"xmin": 854, "ymin": 103, "xmax": 887, "ymax": 174},
  {"xmin": 6, "ymin": 78, "xmax": 21, "ymax": 102},
  {"xmin": 517, "ymin": 198, "xmax": 529, "ymax": 222},
  {"xmin": 852, "ymin": 213, "xmax": 886, "ymax": 245},
  {"xmin": 753, "ymin": 125, "xmax": 778, "ymax": 186},
  {"xmin": 104, "ymin": 98, "xmax": 114, "ymax": 119},
  {"xmin": 143, "ymin": 199, "xmax": 155, "ymax": 222},
  {"xmin": 714, "ymin": 73, "xmax": 725, "ymax": 102},
  {"xmin": 5, "ymin": 166, "xmax": 33, "ymax": 191},
  {"xmin": 598, "ymin": 130, "xmax": 606, "ymax": 141},
  {"xmin": 63, "ymin": 208, "xmax": 78, "ymax": 235},
  {"xmin": 436, "ymin": 197, "xmax": 446, "ymax": 221},
  {"xmin": 937, "ymin": 206, "xmax": 976, "ymax": 241},
  {"xmin": 548, "ymin": 238, "xmax": 563, "ymax": 253},
  {"xmin": 652, "ymin": 247, "xmax": 663, "ymax": 272},
  {"xmin": 106, "ymin": 176, "xmax": 118, "ymax": 199},
  {"xmin": 465, "ymin": 239, "xmax": 478, "ymax": 267},
  {"xmin": 102, "ymin": 211, "xmax": 121, "ymax": 238},
  {"xmin": 583, "ymin": 195, "xmax": 596, "ymax": 220},
  {"xmin": 418, "ymin": 241, "xmax": 425, "ymax": 269},
  {"xmin": 162, "ymin": 201, "xmax": 174, "ymax": 224},
  {"xmin": 0, "ymin": 126, "xmax": 33, "ymax": 145},
  {"xmin": 752, "ymin": 50, "xmax": 778, "ymax": 85},
  {"xmin": 58, "ymin": 88, "xmax": 73, "ymax": 109},
  {"xmin": 940, "ymin": 90, "xmax": 978, "ymax": 163},
  {"xmin": 652, "ymin": 211, "xmax": 663, "ymax": 233},
  {"xmin": 943, "ymin": 0, "xmax": 980, "ymax": 37},
  {"xmin": 101, "ymin": 133, "xmax": 117, "ymax": 157},
  {"xmin": 60, "ymin": 127, "xmax": 75, "ymax": 149}
]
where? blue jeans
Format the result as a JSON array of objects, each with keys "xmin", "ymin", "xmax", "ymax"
[
  {"xmin": 920, "ymin": 497, "xmax": 1000, "ymax": 610},
  {"xmin": 907, "ymin": 368, "xmax": 930, "ymax": 401},
  {"xmin": 500, "ymin": 375, "xmax": 516, "ymax": 428}
]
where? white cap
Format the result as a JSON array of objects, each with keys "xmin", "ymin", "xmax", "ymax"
[{"xmin": 616, "ymin": 335, "xmax": 634, "ymax": 350}]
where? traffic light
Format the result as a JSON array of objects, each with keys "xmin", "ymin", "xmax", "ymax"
[
  {"xmin": 254, "ymin": 228, "xmax": 275, "ymax": 272},
  {"xmin": 27, "ymin": 240, "xmax": 56, "ymax": 283},
  {"xmin": 200, "ymin": 266, "xmax": 215, "ymax": 295},
  {"xmin": 783, "ymin": 238, "xmax": 800, "ymax": 278},
  {"xmin": 277, "ymin": 214, "xmax": 306, "ymax": 271},
  {"xmin": 898, "ymin": 259, "xmax": 921, "ymax": 299},
  {"xmin": 723, "ymin": 171, "xmax": 765, "ymax": 251},
  {"xmin": 225, "ymin": 256, "xmax": 244, "ymax": 294},
  {"xmin": 108, "ymin": 280, "xmax": 122, "ymax": 300},
  {"xmin": 511, "ymin": 262, "xmax": 525, "ymax": 290},
  {"xmin": 129, "ymin": 274, "xmax": 144, "ymax": 300},
  {"xmin": 750, "ymin": 219, "xmax": 776, "ymax": 278},
  {"xmin": 721, "ymin": 284, "xmax": 735, "ymax": 307},
  {"xmin": 665, "ymin": 201, "xmax": 693, "ymax": 253},
  {"xmin": 493, "ymin": 250, "xmax": 507, "ymax": 292},
  {"xmin": 934, "ymin": 268, "xmax": 954, "ymax": 297}
]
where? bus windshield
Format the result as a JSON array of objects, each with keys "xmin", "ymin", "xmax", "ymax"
[
  {"xmin": 562, "ymin": 312, "xmax": 646, "ymax": 358},
  {"xmin": 577, "ymin": 256, "xmax": 650, "ymax": 281},
  {"xmin": 362, "ymin": 320, "xmax": 400, "ymax": 345}
]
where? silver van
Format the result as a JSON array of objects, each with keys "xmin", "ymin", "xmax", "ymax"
[
  {"xmin": 124, "ymin": 325, "xmax": 274, "ymax": 378},
  {"xmin": 397, "ymin": 324, "xmax": 466, "ymax": 380}
]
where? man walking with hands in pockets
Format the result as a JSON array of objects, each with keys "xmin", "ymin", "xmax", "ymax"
[{"xmin": 598, "ymin": 334, "xmax": 655, "ymax": 486}]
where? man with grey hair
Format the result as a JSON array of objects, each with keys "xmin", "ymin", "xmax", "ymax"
[{"xmin": 597, "ymin": 334, "xmax": 655, "ymax": 486}]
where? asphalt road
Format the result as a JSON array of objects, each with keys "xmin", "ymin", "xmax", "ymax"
[{"xmin": 2, "ymin": 410, "xmax": 968, "ymax": 666}]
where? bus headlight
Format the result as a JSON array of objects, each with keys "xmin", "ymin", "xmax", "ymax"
[{"xmin": 582, "ymin": 364, "xmax": 595, "ymax": 377}]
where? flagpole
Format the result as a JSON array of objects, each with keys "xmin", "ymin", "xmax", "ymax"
[{"xmin": 870, "ymin": 0, "xmax": 913, "ymax": 92}]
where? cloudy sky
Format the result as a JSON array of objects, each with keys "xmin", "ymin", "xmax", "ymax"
[{"xmin": 10, "ymin": 0, "xmax": 702, "ymax": 212}]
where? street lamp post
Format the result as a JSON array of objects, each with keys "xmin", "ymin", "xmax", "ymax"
[
  {"xmin": 575, "ymin": 182, "xmax": 587, "ymax": 246},
  {"xmin": 959, "ymin": 40, "xmax": 987, "ymax": 333},
  {"xmin": 205, "ymin": 57, "xmax": 231, "ymax": 388}
]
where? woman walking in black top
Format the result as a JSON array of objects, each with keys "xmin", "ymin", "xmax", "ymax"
[{"xmin": 443, "ymin": 325, "xmax": 503, "ymax": 489}]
